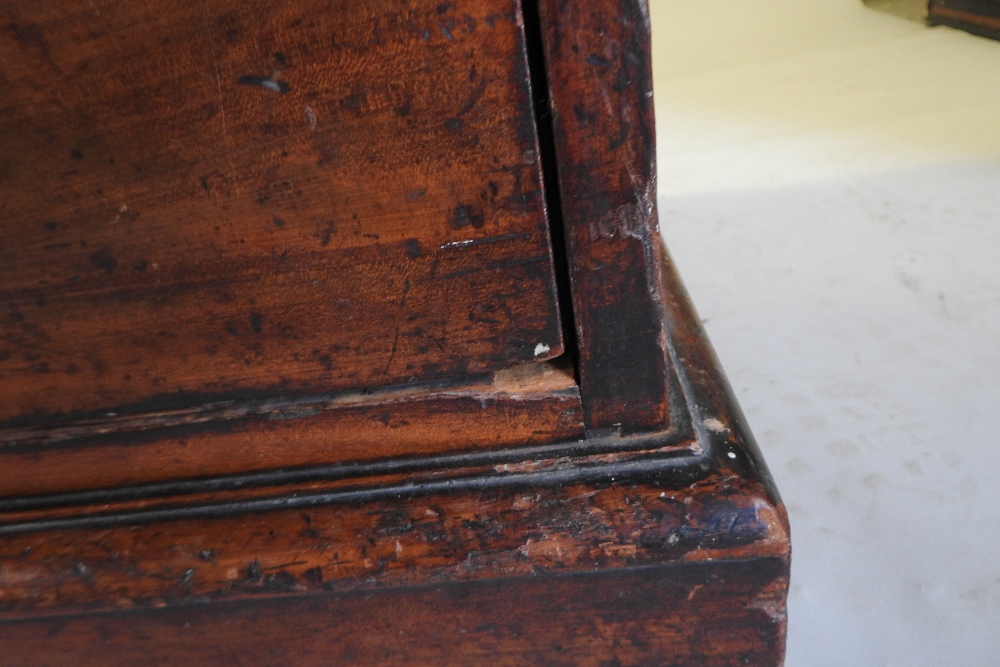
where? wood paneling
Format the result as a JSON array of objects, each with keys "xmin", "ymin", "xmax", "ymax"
[
  {"xmin": 0, "ymin": 361, "xmax": 583, "ymax": 499},
  {"xmin": 0, "ymin": 250, "xmax": 790, "ymax": 665},
  {"xmin": 0, "ymin": 0, "xmax": 563, "ymax": 426},
  {"xmin": 0, "ymin": 0, "xmax": 790, "ymax": 663},
  {"xmin": 534, "ymin": 0, "xmax": 671, "ymax": 433}
]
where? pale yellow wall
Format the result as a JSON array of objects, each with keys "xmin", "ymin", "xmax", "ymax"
[{"xmin": 649, "ymin": 0, "xmax": 1000, "ymax": 195}]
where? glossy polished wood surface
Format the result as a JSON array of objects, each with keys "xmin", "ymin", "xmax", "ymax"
[{"xmin": 0, "ymin": 0, "xmax": 563, "ymax": 427}]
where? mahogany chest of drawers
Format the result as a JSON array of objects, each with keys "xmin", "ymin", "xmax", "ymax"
[{"xmin": 0, "ymin": 0, "xmax": 789, "ymax": 663}]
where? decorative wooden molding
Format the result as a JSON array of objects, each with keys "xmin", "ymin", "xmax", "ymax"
[{"xmin": 0, "ymin": 0, "xmax": 789, "ymax": 663}]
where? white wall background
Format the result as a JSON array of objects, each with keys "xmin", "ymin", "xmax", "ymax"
[{"xmin": 648, "ymin": 2, "xmax": 1000, "ymax": 665}]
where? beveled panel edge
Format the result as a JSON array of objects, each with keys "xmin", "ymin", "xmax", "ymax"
[
  {"xmin": 0, "ymin": 360, "xmax": 586, "ymax": 499},
  {"xmin": 0, "ymin": 248, "xmax": 761, "ymax": 534}
]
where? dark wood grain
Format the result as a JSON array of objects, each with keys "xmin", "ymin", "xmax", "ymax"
[
  {"xmin": 0, "ymin": 0, "xmax": 790, "ymax": 662},
  {"xmin": 533, "ymin": 0, "xmax": 671, "ymax": 434},
  {"xmin": 0, "ymin": 463, "xmax": 787, "ymax": 621},
  {"xmin": 0, "ymin": 362, "xmax": 584, "ymax": 498},
  {"xmin": 0, "ymin": 438, "xmax": 703, "ymax": 530},
  {"xmin": 0, "ymin": 559, "xmax": 787, "ymax": 667},
  {"xmin": 0, "ymin": 248, "xmax": 788, "ymax": 643},
  {"xmin": 0, "ymin": 248, "xmax": 789, "ymax": 664},
  {"xmin": 0, "ymin": 241, "xmax": 789, "ymax": 665},
  {"xmin": 0, "ymin": 0, "xmax": 564, "ymax": 427},
  {"xmin": 928, "ymin": 0, "xmax": 1000, "ymax": 39}
]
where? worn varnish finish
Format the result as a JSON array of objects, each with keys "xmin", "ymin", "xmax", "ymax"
[
  {"xmin": 1, "ymin": 560, "xmax": 786, "ymax": 667},
  {"xmin": 0, "ymin": 0, "xmax": 789, "ymax": 663},
  {"xmin": 928, "ymin": 0, "xmax": 1000, "ymax": 39},
  {"xmin": 0, "ymin": 0, "xmax": 563, "ymax": 426},
  {"xmin": 0, "ymin": 467, "xmax": 786, "ymax": 620},
  {"xmin": 0, "ymin": 435, "xmax": 700, "ymax": 530},
  {"xmin": 534, "ymin": 0, "xmax": 670, "ymax": 433},
  {"xmin": 0, "ymin": 361, "xmax": 583, "ymax": 498},
  {"xmin": 0, "ymin": 250, "xmax": 789, "ymax": 664}
]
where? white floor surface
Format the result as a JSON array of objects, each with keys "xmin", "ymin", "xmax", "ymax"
[{"xmin": 649, "ymin": 2, "xmax": 1000, "ymax": 665}]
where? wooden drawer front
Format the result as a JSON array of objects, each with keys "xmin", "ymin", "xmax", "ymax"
[{"xmin": 0, "ymin": 0, "xmax": 563, "ymax": 426}]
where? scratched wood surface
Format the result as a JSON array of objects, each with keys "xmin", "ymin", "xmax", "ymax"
[
  {"xmin": 0, "ymin": 560, "xmax": 787, "ymax": 667},
  {"xmin": 0, "ymin": 0, "xmax": 790, "ymax": 662},
  {"xmin": 0, "ymin": 469, "xmax": 789, "ymax": 622},
  {"xmin": 0, "ymin": 361, "xmax": 585, "ymax": 498},
  {"xmin": 0, "ymin": 233, "xmax": 790, "ymax": 665},
  {"xmin": 0, "ymin": 248, "xmax": 788, "ymax": 625},
  {"xmin": 0, "ymin": 0, "xmax": 563, "ymax": 427},
  {"xmin": 534, "ymin": 0, "xmax": 671, "ymax": 434},
  {"xmin": 0, "ymin": 422, "xmax": 788, "ymax": 664}
]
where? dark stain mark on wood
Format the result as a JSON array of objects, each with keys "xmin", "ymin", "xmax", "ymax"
[
  {"xmin": 405, "ymin": 239, "xmax": 421, "ymax": 259},
  {"xmin": 317, "ymin": 353, "xmax": 333, "ymax": 371},
  {"xmin": 342, "ymin": 91, "xmax": 363, "ymax": 112},
  {"xmin": 8, "ymin": 21, "xmax": 48, "ymax": 50},
  {"xmin": 398, "ymin": 279, "xmax": 411, "ymax": 309},
  {"xmin": 383, "ymin": 327, "xmax": 401, "ymax": 374},
  {"xmin": 449, "ymin": 204, "xmax": 484, "ymax": 229},
  {"xmin": 318, "ymin": 222, "xmax": 335, "ymax": 247},
  {"xmin": 247, "ymin": 559, "xmax": 263, "ymax": 582},
  {"xmin": 0, "ymin": 0, "xmax": 563, "ymax": 430},
  {"xmin": 249, "ymin": 313, "xmax": 264, "ymax": 334},
  {"xmin": 571, "ymin": 103, "xmax": 597, "ymax": 127},
  {"xmin": 90, "ymin": 247, "xmax": 117, "ymax": 273}
]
